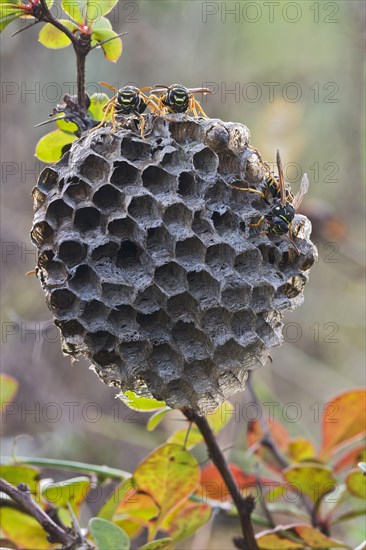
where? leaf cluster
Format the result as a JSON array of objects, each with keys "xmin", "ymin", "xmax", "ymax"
[{"xmin": 1, "ymin": 376, "xmax": 365, "ymax": 549}]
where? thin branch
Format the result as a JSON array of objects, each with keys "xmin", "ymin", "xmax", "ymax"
[
  {"xmin": 38, "ymin": 0, "xmax": 88, "ymax": 109},
  {"xmin": 254, "ymin": 463, "xmax": 275, "ymax": 529},
  {"xmin": 0, "ymin": 478, "xmax": 74, "ymax": 546},
  {"xmin": 38, "ymin": 0, "xmax": 77, "ymax": 46},
  {"xmin": 11, "ymin": 19, "xmax": 40, "ymax": 37},
  {"xmin": 245, "ymin": 373, "xmax": 322, "ymax": 529},
  {"xmin": 181, "ymin": 407, "xmax": 259, "ymax": 550},
  {"xmin": 246, "ymin": 374, "xmax": 288, "ymax": 469},
  {"xmin": 1, "ymin": 456, "xmax": 131, "ymax": 480}
]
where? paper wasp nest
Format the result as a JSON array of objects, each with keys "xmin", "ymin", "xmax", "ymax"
[{"xmin": 31, "ymin": 116, "xmax": 317, "ymax": 414}]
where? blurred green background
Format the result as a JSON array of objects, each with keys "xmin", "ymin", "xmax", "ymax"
[{"xmin": 1, "ymin": 1, "xmax": 365, "ymax": 547}]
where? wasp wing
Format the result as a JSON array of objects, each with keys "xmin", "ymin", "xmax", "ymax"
[{"xmin": 292, "ymin": 173, "xmax": 309, "ymax": 211}]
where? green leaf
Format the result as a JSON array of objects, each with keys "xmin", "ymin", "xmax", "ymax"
[
  {"xmin": 0, "ymin": 509, "xmax": 51, "ymax": 549},
  {"xmin": 42, "ymin": 476, "xmax": 91, "ymax": 510},
  {"xmin": 56, "ymin": 117, "xmax": 79, "ymax": 133},
  {"xmin": 283, "ymin": 463, "xmax": 337, "ymax": 504},
  {"xmin": 99, "ymin": 479, "xmax": 137, "ymax": 521},
  {"xmin": 87, "ymin": 0, "xmax": 118, "ymax": 22},
  {"xmin": 139, "ymin": 539, "xmax": 173, "ymax": 550},
  {"xmin": 120, "ymin": 391, "xmax": 167, "ymax": 412},
  {"xmin": 164, "ymin": 503, "xmax": 212, "ymax": 542},
  {"xmin": 91, "ymin": 15, "xmax": 112, "ymax": 30},
  {"xmin": 168, "ymin": 425, "xmax": 204, "ymax": 449},
  {"xmin": 0, "ymin": 374, "xmax": 19, "ymax": 408},
  {"xmin": 88, "ymin": 92, "xmax": 110, "ymax": 121},
  {"xmin": 61, "ymin": 0, "xmax": 84, "ymax": 25},
  {"xmin": 0, "ymin": 1, "xmax": 22, "ymax": 32},
  {"xmin": 0, "ymin": 465, "xmax": 39, "ymax": 495},
  {"xmin": 346, "ymin": 468, "xmax": 366, "ymax": 499},
  {"xmin": 92, "ymin": 29, "xmax": 122, "ymax": 62},
  {"xmin": 0, "ymin": 14, "xmax": 18, "ymax": 32},
  {"xmin": 62, "ymin": 0, "xmax": 117, "ymax": 25},
  {"xmin": 38, "ymin": 20, "xmax": 77, "ymax": 49},
  {"xmin": 89, "ymin": 517, "xmax": 130, "ymax": 550},
  {"xmin": 35, "ymin": 129, "xmax": 76, "ymax": 163},
  {"xmin": 168, "ymin": 402, "xmax": 234, "ymax": 449},
  {"xmin": 146, "ymin": 407, "xmax": 171, "ymax": 431}
]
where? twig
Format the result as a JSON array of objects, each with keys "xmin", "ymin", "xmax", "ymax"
[
  {"xmin": 39, "ymin": 0, "xmax": 88, "ymax": 109},
  {"xmin": 0, "ymin": 478, "xmax": 74, "ymax": 546},
  {"xmin": 254, "ymin": 463, "xmax": 275, "ymax": 529},
  {"xmin": 89, "ymin": 31, "xmax": 128, "ymax": 51},
  {"xmin": 245, "ymin": 373, "xmax": 323, "ymax": 530},
  {"xmin": 181, "ymin": 407, "xmax": 259, "ymax": 550}
]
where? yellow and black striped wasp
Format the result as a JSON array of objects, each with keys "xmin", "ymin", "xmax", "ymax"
[
  {"xmin": 232, "ymin": 149, "xmax": 309, "ymax": 253},
  {"xmin": 150, "ymin": 84, "xmax": 213, "ymax": 117},
  {"xmin": 93, "ymin": 82, "xmax": 161, "ymax": 138}
]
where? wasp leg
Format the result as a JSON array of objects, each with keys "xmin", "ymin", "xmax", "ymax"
[
  {"xmin": 230, "ymin": 185, "xmax": 265, "ymax": 199},
  {"xmin": 287, "ymin": 225, "xmax": 301, "ymax": 255},
  {"xmin": 190, "ymin": 97, "xmax": 208, "ymax": 118},
  {"xmin": 87, "ymin": 99, "xmax": 115, "ymax": 134},
  {"xmin": 110, "ymin": 105, "xmax": 119, "ymax": 133},
  {"xmin": 138, "ymin": 114, "xmax": 146, "ymax": 140},
  {"xmin": 143, "ymin": 94, "xmax": 163, "ymax": 116},
  {"xmin": 249, "ymin": 215, "xmax": 265, "ymax": 228}
]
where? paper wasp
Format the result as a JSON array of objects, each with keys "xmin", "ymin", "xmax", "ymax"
[
  {"xmin": 150, "ymin": 84, "xmax": 213, "ymax": 117},
  {"xmin": 93, "ymin": 83, "xmax": 161, "ymax": 138},
  {"xmin": 231, "ymin": 149, "xmax": 309, "ymax": 253}
]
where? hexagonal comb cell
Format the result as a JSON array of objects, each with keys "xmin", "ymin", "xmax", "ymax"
[
  {"xmin": 142, "ymin": 165, "xmax": 177, "ymax": 195},
  {"xmin": 74, "ymin": 207, "xmax": 101, "ymax": 233},
  {"xmin": 193, "ymin": 147, "xmax": 219, "ymax": 173},
  {"xmin": 111, "ymin": 161, "xmax": 139, "ymax": 188},
  {"xmin": 79, "ymin": 154, "xmax": 110, "ymax": 183},
  {"xmin": 58, "ymin": 240, "xmax": 87, "ymax": 267},
  {"xmin": 31, "ymin": 118, "xmax": 316, "ymax": 414},
  {"xmin": 93, "ymin": 185, "xmax": 122, "ymax": 211},
  {"xmin": 46, "ymin": 199, "xmax": 73, "ymax": 227},
  {"xmin": 37, "ymin": 167, "xmax": 59, "ymax": 193}
]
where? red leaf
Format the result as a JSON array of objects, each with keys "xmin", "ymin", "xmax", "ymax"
[{"xmin": 199, "ymin": 463, "xmax": 273, "ymax": 502}]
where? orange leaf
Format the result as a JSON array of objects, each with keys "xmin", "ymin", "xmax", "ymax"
[
  {"xmin": 247, "ymin": 418, "xmax": 290, "ymax": 472},
  {"xmin": 320, "ymin": 389, "xmax": 366, "ymax": 459},
  {"xmin": 294, "ymin": 525, "xmax": 350, "ymax": 548},
  {"xmin": 256, "ymin": 524, "xmax": 350, "ymax": 549},
  {"xmin": 115, "ymin": 491, "xmax": 159, "ymax": 523},
  {"xmin": 133, "ymin": 444, "xmax": 199, "ymax": 533}
]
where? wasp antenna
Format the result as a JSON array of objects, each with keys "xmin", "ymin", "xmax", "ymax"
[{"xmin": 99, "ymin": 82, "xmax": 119, "ymax": 93}]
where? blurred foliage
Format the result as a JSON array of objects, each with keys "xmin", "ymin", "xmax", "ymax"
[
  {"xmin": 1, "ymin": 388, "xmax": 365, "ymax": 548},
  {"xmin": 1, "ymin": 0, "xmax": 365, "ymax": 548}
]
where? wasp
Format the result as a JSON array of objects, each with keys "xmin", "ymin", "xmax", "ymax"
[
  {"xmin": 93, "ymin": 82, "xmax": 161, "ymax": 138},
  {"xmin": 232, "ymin": 147, "xmax": 294, "ymax": 204},
  {"xmin": 150, "ymin": 84, "xmax": 213, "ymax": 118},
  {"xmin": 232, "ymin": 150, "xmax": 309, "ymax": 253}
]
